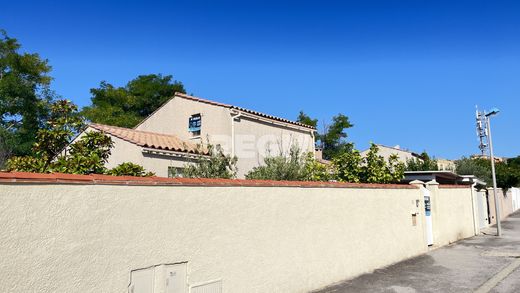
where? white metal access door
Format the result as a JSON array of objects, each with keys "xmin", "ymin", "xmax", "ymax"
[
  {"xmin": 423, "ymin": 188, "xmax": 433, "ymax": 246},
  {"xmin": 476, "ymin": 191, "xmax": 489, "ymax": 229}
]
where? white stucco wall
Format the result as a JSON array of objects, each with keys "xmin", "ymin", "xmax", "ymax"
[
  {"xmin": 430, "ymin": 185, "xmax": 476, "ymax": 247},
  {"xmin": 0, "ymin": 183, "xmax": 442, "ymax": 293}
]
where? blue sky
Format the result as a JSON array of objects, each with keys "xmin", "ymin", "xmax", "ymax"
[{"xmin": 2, "ymin": 0, "xmax": 519, "ymax": 159}]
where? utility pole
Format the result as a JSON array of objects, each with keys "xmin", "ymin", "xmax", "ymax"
[
  {"xmin": 476, "ymin": 107, "xmax": 501, "ymax": 236},
  {"xmin": 485, "ymin": 109, "xmax": 501, "ymax": 236}
]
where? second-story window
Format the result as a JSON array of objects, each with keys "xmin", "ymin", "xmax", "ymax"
[{"xmin": 188, "ymin": 114, "xmax": 201, "ymax": 136}]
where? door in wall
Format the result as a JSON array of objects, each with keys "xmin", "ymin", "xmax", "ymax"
[
  {"xmin": 129, "ymin": 263, "xmax": 187, "ymax": 293},
  {"xmin": 476, "ymin": 191, "xmax": 489, "ymax": 229},
  {"xmin": 423, "ymin": 188, "xmax": 434, "ymax": 246}
]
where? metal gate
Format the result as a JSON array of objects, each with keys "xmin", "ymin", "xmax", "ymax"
[{"xmin": 476, "ymin": 191, "xmax": 489, "ymax": 229}]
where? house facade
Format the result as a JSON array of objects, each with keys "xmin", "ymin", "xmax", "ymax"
[
  {"xmin": 361, "ymin": 144, "xmax": 455, "ymax": 171},
  {"xmin": 81, "ymin": 93, "xmax": 316, "ymax": 178},
  {"xmin": 360, "ymin": 144, "xmax": 420, "ymax": 163}
]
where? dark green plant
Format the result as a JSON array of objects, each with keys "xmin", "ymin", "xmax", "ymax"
[
  {"xmin": 332, "ymin": 143, "xmax": 404, "ymax": 183},
  {"xmin": 296, "ymin": 111, "xmax": 354, "ymax": 160},
  {"xmin": 405, "ymin": 151, "xmax": 439, "ymax": 171},
  {"xmin": 360, "ymin": 143, "xmax": 405, "ymax": 183},
  {"xmin": 82, "ymin": 74, "xmax": 186, "ymax": 128},
  {"xmin": 183, "ymin": 144, "xmax": 238, "ymax": 179},
  {"xmin": 455, "ymin": 157, "xmax": 520, "ymax": 190},
  {"xmin": 107, "ymin": 162, "xmax": 155, "ymax": 177},
  {"xmin": 332, "ymin": 149, "xmax": 363, "ymax": 183},
  {"xmin": 0, "ymin": 29, "xmax": 55, "ymax": 162},
  {"xmin": 6, "ymin": 99, "xmax": 153, "ymax": 176},
  {"xmin": 245, "ymin": 144, "xmax": 332, "ymax": 181}
]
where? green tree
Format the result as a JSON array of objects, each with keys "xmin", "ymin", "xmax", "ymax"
[
  {"xmin": 82, "ymin": 74, "xmax": 186, "ymax": 128},
  {"xmin": 321, "ymin": 114, "xmax": 353, "ymax": 160},
  {"xmin": 183, "ymin": 144, "xmax": 238, "ymax": 179},
  {"xmin": 296, "ymin": 111, "xmax": 354, "ymax": 160},
  {"xmin": 332, "ymin": 149, "xmax": 363, "ymax": 183},
  {"xmin": 0, "ymin": 29, "xmax": 55, "ymax": 164},
  {"xmin": 405, "ymin": 151, "xmax": 439, "ymax": 171},
  {"xmin": 6, "ymin": 99, "xmax": 153, "ymax": 176},
  {"xmin": 296, "ymin": 111, "xmax": 318, "ymax": 128},
  {"xmin": 455, "ymin": 157, "xmax": 492, "ymax": 186},
  {"xmin": 332, "ymin": 144, "xmax": 404, "ymax": 184},
  {"xmin": 455, "ymin": 157, "xmax": 520, "ymax": 190},
  {"xmin": 360, "ymin": 143, "xmax": 405, "ymax": 183}
]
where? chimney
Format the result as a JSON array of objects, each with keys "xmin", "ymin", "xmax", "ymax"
[{"xmin": 315, "ymin": 148, "xmax": 323, "ymax": 161}]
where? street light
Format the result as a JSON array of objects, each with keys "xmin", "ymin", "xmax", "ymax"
[{"xmin": 485, "ymin": 108, "xmax": 501, "ymax": 236}]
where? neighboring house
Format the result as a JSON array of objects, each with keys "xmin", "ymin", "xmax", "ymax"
[
  {"xmin": 361, "ymin": 144, "xmax": 455, "ymax": 171},
  {"xmin": 80, "ymin": 92, "xmax": 316, "ymax": 178},
  {"xmin": 470, "ymin": 154, "xmax": 505, "ymax": 163},
  {"xmin": 82, "ymin": 123, "xmax": 208, "ymax": 178},
  {"xmin": 360, "ymin": 144, "xmax": 420, "ymax": 163},
  {"xmin": 437, "ymin": 158, "xmax": 456, "ymax": 171}
]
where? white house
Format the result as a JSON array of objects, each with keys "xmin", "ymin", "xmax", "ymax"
[{"xmin": 81, "ymin": 92, "xmax": 316, "ymax": 178}]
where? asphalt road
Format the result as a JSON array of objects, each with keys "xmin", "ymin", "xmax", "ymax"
[{"xmin": 313, "ymin": 211, "xmax": 520, "ymax": 293}]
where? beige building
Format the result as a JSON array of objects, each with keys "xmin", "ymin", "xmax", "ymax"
[
  {"xmin": 362, "ymin": 144, "xmax": 454, "ymax": 171},
  {"xmin": 360, "ymin": 144, "xmax": 420, "ymax": 163},
  {"xmin": 80, "ymin": 93, "xmax": 316, "ymax": 178}
]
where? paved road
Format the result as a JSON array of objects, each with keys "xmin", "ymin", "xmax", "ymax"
[{"xmin": 313, "ymin": 211, "xmax": 520, "ymax": 293}]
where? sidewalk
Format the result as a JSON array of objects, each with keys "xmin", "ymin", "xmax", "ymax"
[{"xmin": 313, "ymin": 211, "xmax": 520, "ymax": 293}]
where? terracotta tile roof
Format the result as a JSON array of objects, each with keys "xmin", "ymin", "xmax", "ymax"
[
  {"xmin": 0, "ymin": 172, "xmax": 419, "ymax": 189},
  {"xmin": 89, "ymin": 123, "xmax": 208, "ymax": 155},
  {"xmin": 175, "ymin": 93, "xmax": 316, "ymax": 130}
]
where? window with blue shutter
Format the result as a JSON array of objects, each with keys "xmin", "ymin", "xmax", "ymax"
[{"xmin": 189, "ymin": 114, "xmax": 201, "ymax": 134}]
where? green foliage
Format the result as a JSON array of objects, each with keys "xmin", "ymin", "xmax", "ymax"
[
  {"xmin": 333, "ymin": 144, "xmax": 405, "ymax": 183},
  {"xmin": 455, "ymin": 157, "xmax": 520, "ymax": 190},
  {"xmin": 183, "ymin": 144, "xmax": 238, "ymax": 179},
  {"xmin": 82, "ymin": 74, "xmax": 186, "ymax": 128},
  {"xmin": 49, "ymin": 131, "xmax": 114, "ymax": 174},
  {"xmin": 320, "ymin": 114, "xmax": 354, "ymax": 160},
  {"xmin": 405, "ymin": 152, "xmax": 439, "ymax": 171},
  {"xmin": 296, "ymin": 111, "xmax": 354, "ymax": 160},
  {"xmin": 6, "ymin": 99, "xmax": 152, "ymax": 176},
  {"xmin": 0, "ymin": 29, "xmax": 55, "ymax": 162},
  {"xmin": 248, "ymin": 143, "xmax": 403, "ymax": 183},
  {"xmin": 332, "ymin": 149, "xmax": 363, "ymax": 183},
  {"xmin": 303, "ymin": 153, "xmax": 334, "ymax": 181},
  {"xmin": 106, "ymin": 162, "xmax": 155, "ymax": 177},
  {"xmin": 296, "ymin": 111, "xmax": 318, "ymax": 128},
  {"xmin": 246, "ymin": 146, "xmax": 330, "ymax": 181},
  {"xmin": 361, "ymin": 144, "xmax": 405, "ymax": 183},
  {"xmin": 455, "ymin": 157, "xmax": 492, "ymax": 186}
]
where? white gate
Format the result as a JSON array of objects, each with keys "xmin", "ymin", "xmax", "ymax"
[
  {"xmin": 423, "ymin": 188, "xmax": 433, "ymax": 246},
  {"xmin": 476, "ymin": 191, "xmax": 489, "ymax": 230}
]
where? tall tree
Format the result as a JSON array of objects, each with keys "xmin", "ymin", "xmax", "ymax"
[
  {"xmin": 296, "ymin": 111, "xmax": 353, "ymax": 160},
  {"xmin": 0, "ymin": 29, "xmax": 54, "ymax": 164},
  {"xmin": 455, "ymin": 157, "xmax": 520, "ymax": 190},
  {"xmin": 296, "ymin": 111, "xmax": 318, "ymax": 128},
  {"xmin": 82, "ymin": 74, "xmax": 186, "ymax": 128},
  {"xmin": 320, "ymin": 113, "xmax": 353, "ymax": 160}
]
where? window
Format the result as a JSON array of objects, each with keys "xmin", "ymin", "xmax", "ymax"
[
  {"xmin": 168, "ymin": 166, "xmax": 184, "ymax": 178},
  {"xmin": 189, "ymin": 114, "xmax": 201, "ymax": 135}
]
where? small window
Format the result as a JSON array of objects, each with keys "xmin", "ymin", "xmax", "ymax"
[
  {"xmin": 189, "ymin": 114, "xmax": 201, "ymax": 135},
  {"xmin": 168, "ymin": 166, "xmax": 184, "ymax": 178}
]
